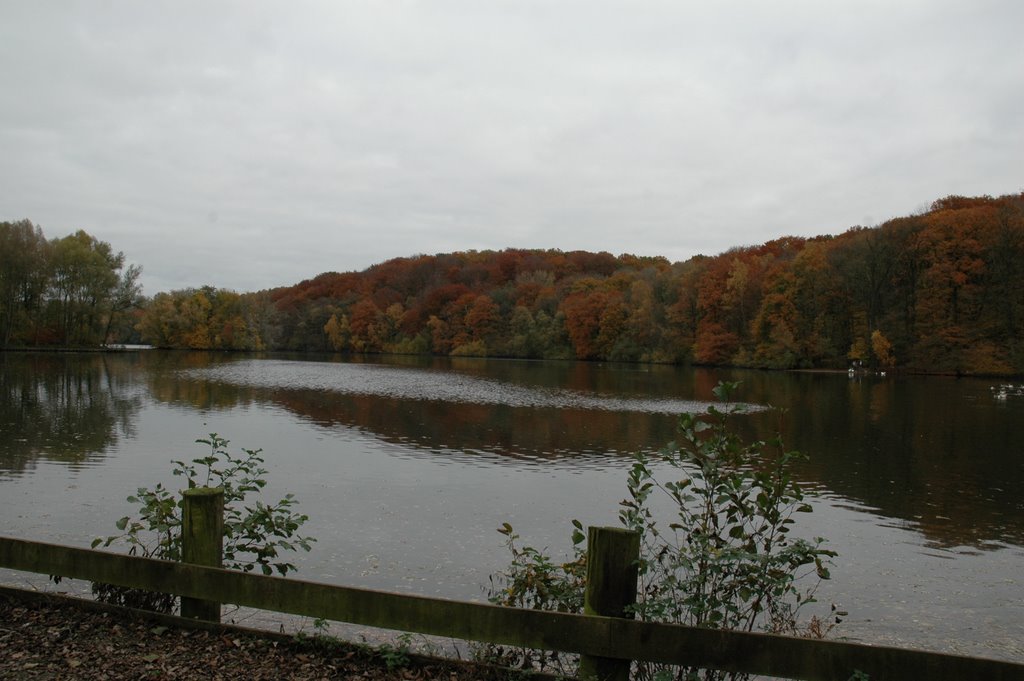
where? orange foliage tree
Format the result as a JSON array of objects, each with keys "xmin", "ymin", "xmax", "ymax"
[{"xmin": 133, "ymin": 193, "xmax": 1024, "ymax": 374}]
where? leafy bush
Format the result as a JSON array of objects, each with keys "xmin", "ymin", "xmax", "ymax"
[
  {"xmin": 481, "ymin": 522, "xmax": 587, "ymax": 673},
  {"xmin": 92, "ymin": 434, "xmax": 315, "ymax": 612},
  {"xmin": 486, "ymin": 382, "xmax": 838, "ymax": 680}
]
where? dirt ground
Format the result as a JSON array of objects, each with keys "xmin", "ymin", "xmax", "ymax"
[{"xmin": 0, "ymin": 589, "xmax": 522, "ymax": 681}]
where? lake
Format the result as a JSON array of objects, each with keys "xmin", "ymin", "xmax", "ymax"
[{"xmin": 1, "ymin": 351, "xmax": 1022, "ymax": 661}]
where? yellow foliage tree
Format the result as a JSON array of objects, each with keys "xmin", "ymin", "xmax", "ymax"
[
  {"xmin": 871, "ymin": 329, "xmax": 895, "ymax": 367},
  {"xmin": 323, "ymin": 313, "xmax": 349, "ymax": 351}
]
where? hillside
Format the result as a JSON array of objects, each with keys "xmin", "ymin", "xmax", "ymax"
[{"xmin": 135, "ymin": 192, "xmax": 1024, "ymax": 374}]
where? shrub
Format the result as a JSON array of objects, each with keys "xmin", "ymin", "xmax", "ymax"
[
  {"xmin": 486, "ymin": 382, "xmax": 838, "ymax": 680},
  {"xmin": 92, "ymin": 434, "xmax": 315, "ymax": 612}
]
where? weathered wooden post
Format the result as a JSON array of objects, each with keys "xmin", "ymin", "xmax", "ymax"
[
  {"xmin": 579, "ymin": 526, "xmax": 641, "ymax": 681},
  {"xmin": 180, "ymin": 487, "xmax": 224, "ymax": 622}
]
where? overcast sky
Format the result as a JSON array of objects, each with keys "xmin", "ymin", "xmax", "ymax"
[{"xmin": 1, "ymin": 2, "xmax": 1021, "ymax": 295}]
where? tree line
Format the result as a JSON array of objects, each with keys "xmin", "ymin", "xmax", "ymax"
[
  {"xmin": 261, "ymin": 192, "xmax": 1024, "ymax": 374},
  {"xmin": 0, "ymin": 221, "xmax": 142, "ymax": 347},
  {"xmin": 7, "ymin": 192, "xmax": 1024, "ymax": 374}
]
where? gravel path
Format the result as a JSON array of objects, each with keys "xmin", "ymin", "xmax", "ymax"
[{"xmin": 0, "ymin": 589, "xmax": 515, "ymax": 680}]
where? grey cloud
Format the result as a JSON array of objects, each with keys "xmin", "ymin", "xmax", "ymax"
[{"xmin": 1, "ymin": 1, "xmax": 1022, "ymax": 293}]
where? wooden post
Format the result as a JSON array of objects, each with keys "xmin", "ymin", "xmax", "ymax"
[
  {"xmin": 579, "ymin": 526, "xmax": 641, "ymax": 681},
  {"xmin": 180, "ymin": 487, "xmax": 224, "ymax": 621}
]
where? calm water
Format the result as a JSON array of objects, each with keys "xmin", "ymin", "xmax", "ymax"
[{"xmin": 1, "ymin": 351, "xmax": 1022, "ymax": 661}]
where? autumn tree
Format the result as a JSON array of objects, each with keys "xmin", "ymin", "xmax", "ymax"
[
  {"xmin": 871, "ymin": 330, "xmax": 895, "ymax": 368},
  {"xmin": 323, "ymin": 312, "xmax": 350, "ymax": 351},
  {"xmin": 136, "ymin": 287, "xmax": 272, "ymax": 350},
  {"xmin": 128, "ymin": 199, "xmax": 1024, "ymax": 375},
  {"xmin": 560, "ymin": 283, "xmax": 615, "ymax": 360}
]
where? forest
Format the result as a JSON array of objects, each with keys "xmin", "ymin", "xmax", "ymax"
[
  {"xmin": 4, "ymin": 192, "xmax": 1023, "ymax": 375},
  {"xmin": 0, "ymin": 222, "xmax": 141, "ymax": 348}
]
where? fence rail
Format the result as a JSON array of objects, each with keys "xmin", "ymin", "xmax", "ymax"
[{"xmin": 2, "ymin": 535, "xmax": 1022, "ymax": 681}]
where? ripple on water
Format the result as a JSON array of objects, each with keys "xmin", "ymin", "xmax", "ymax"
[{"xmin": 179, "ymin": 360, "xmax": 758, "ymax": 416}]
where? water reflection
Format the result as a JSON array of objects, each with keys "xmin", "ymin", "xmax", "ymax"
[
  {"xmin": 142, "ymin": 351, "xmax": 257, "ymax": 411},
  {"xmin": 0, "ymin": 353, "xmax": 143, "ymax": 476},
  {"xmin": 3, "ymin": 351, "xmax": 1022, "ymax": 551},
  {"xmin": 152, "ymin": 358, "xmax": 699, "ymax": 465},
  {"xmin": 734, "ymin": 371, "xmax": 1024, "ymax": 549},
  {"xmin": 159, "ymin": 355, "xmax": 1023, "ymax": 550}
]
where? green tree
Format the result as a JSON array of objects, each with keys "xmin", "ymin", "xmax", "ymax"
[
  {"xmin": 45, "ymin": 230, "xmax": 137, "ymax": 346},
  {"xmin": 103, "ymin": 263, "xmax": 143, "ymax": 343},
  {"xmin": 506, "ymin": 305, "xmax": 540, "ymax": 357},
  {"xmin": 0, "ymin": 220, "xmax": 49, "ymax": 346}
]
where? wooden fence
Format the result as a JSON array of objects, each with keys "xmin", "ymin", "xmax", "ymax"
[{"xmin": 1, "ymin": 490, "xmax": 1021, "ymax": 681}]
